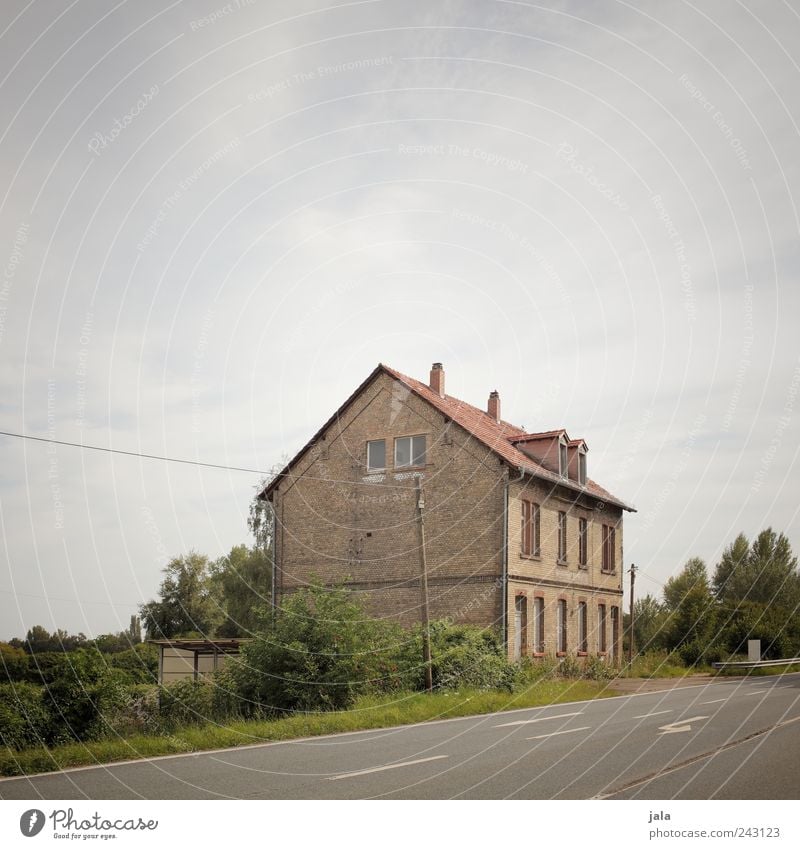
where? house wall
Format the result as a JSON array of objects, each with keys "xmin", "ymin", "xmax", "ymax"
[
  {"xmin": 506, "ymin": 476, "xmax": 624, "ymax": 660},
  {"xmin": 271, "ymin": 371, "xmax": 506, "ymax": 628}
]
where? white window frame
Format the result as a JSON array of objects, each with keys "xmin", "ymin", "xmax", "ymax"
[{"xmin": 394, "ymin": 434, "xmax": 426, "ymax": 469}]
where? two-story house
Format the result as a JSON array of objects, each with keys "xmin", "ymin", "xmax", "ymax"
[{"xmin": 260, "ymin": 363, "xmax": 635, "ymax": 661}]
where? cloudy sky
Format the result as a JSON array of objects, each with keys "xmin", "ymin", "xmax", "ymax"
[{"xmin": 1, "ymin": 0, "xmax": 798, "ymax": 639}]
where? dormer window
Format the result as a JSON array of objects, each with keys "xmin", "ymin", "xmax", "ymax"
[
  {"xmin": 559, "ymin": 437, "xmax": 568, "ymax": 478},
  {"xmin": 578, "ymin": 448, "xmax": 587, "ymax": 486}
]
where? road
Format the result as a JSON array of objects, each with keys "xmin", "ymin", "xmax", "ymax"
[{"xmin": 2, "ymin": 674, "xmax": 800, "ymax": 799}]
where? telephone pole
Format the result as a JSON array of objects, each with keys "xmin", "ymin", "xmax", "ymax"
[
  {"xmin": 628, "ymin": 562, "xmax": 637, "ymax": 665},
  {"xmin": 416, "ymin": 477, "xmax": 433, "ymax": 692}
]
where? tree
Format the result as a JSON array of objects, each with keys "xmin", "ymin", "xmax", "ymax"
[
  {"xmin": 631, "ymin": 594, "xmax": 668, "ymax": 653},
  {"xmin": 139, "ymin": 551, "xmax": 219, "ymax": 639},
  {"xmin": 0, "ymin": 642, "xmax": 29, "ymax": 682},
  {"xmin": 248, "ymin": 478, "xmax": 275, "ymax": 555},
  {"xmin": 211, "ymin": 545, "xmax": 272, "ymax": 637},
  {"xmin": 662, "ymin": 558, "xmax": 720, "ymax": 663},
  {"xmin": 714, "ymin": 529, "xmax": 800, "ymax": 608}
]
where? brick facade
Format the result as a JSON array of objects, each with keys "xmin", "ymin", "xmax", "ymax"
[{"xmin": 265, "ymin": 364, "xmax": 633, "ymax": 661}]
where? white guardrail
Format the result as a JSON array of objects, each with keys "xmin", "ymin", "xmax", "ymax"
[{"xmin": 712, "ymin": 657, "xmax": 800, "ymax": 669}]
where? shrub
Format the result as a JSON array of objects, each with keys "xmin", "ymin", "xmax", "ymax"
[
  {"xmin": 234, "ymin": 583, "xmax": 407, "ymax": 714},
  {"xmin": 158, "ymin": 679, "xmax": 215, "ymax": 727},
  {"xmin": 0, "ymin": 683, "xmax": 50, "ymax": 750},
  {"xmin": 0, "ymin": 643, "xmax": 29, "ymax": 683}
]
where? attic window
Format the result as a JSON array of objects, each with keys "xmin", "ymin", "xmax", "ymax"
[
  {"xmin": 395, "ymin": 434, "xmax": 426, "ymax": 468},
  {"xmin": 559, "ymin": 438, "xmax": 568, "ymax": 478},
  {"xmin": 578, "ymin": 449, "xmax": 587, "ymax": 486},
  {"xmin": 367, "ymin": 439, "xmax": 386, "ymax": 471}
]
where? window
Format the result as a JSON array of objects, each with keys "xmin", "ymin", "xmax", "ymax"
[
  {"xmin": 394, "ymin": 434, "xmax": 426, "ymax": 468},
  {"xmin": 557, "ymin": 511, "xmax": 567, "ymax": 564},
  {"xmin": 611, "ymin": 606, "xmax": 620, "ymax": 659},
  {"xmin": 533, "ymin": 597, "xmax": 545, "ymax": 653},
  {"xmin": 578, "ymin": 450, "xmax": 587, "ymax": 486},
  {"xmin": 366, "ymin": 439, "xmax": 386, "ymax": 471},
  {"xmin": 602, "ymin": 524, "xmax": 616, "ymax": 572},
  {"xmin": 557, "ymin": 599, "xmax": 567, "ymax": 653},
  {"xmin": 559, "ymin": 439, "xmax": 568, "ymax": 477},
  {"xmin": 578, "ymin": 602, "xmax": 588, "ymax": 653},
  {"xmin": 598, "ymin": 604, "xmax": 607, "ymax": 653},
  {"xmin": 578, "ymin": 517, "xmax": 588, "ymax": 568},
  {"xmin": 521, "ymin": 501, "xmax": 541, "ymax": 557}
]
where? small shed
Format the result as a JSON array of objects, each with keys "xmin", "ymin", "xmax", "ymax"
[{"xmin": 148, "ymin": 638, "xmax": 248, "ymax": 685}]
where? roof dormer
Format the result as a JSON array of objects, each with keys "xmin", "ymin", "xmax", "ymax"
[{"xmin": 567, "ymin": 439, "xmax": 588, "ymax": 485}]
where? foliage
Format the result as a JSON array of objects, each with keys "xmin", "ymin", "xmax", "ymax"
[
  {"xmin": 631, "ymin": 594, "xmax": 669, "ymax": 653},
  {"xmin": 0, "ymin": 683, "xmax": 51, "ymax": 750},
  {"xmin": 234, "ymin": 582, "xmax": 406, "ymax": 714},
  {"xmin": 158, "ymin": 679, "xmax": 216, "ymax": 727},
  {"xmin": 211, "ymin": 545, "xmax": 272, "ymax": 637},
  {"xmin": 661, "ymin": 557, "xmax": 719, "ymax": 660},
  {"xmin": 106, "ymin": 644, "xmax": 159, "ymax": 684},
  {"xmin": 247, "ymin": 478, "xmax": 275, "ymax": 553},
  {"xmin": 139, "ymin": 551, "xmax": 220, "ymax": 639},
  {"xmin": 0, "ymin": 642, "xmax": 29, "ymax": 682},
  {"xmin": 713, "ymin": 529, "xmax": 800, "ymax": 608}
]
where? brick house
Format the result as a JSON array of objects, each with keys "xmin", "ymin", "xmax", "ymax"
[{"xmin": 261, "ymin": 363, "xmax": 635, "ymax": 661}]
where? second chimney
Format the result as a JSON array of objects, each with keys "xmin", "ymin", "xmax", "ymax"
[
  {"xmin": 488, "ymin": 390, "xmax": 500, "ymax": 422},
  {"xmin": 430, "ymin": 362, "xmax": 445, "ymax": 397}
]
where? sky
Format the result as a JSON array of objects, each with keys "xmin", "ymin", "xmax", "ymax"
[{"xmin": 1, "ymin": 0, "xmax": 798, "ymax": 640}]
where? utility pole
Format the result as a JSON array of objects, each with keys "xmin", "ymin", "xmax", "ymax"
[
  {"xmin": 628, "ymin": 562, "xmax": 637, "ymax": 665},
  {"xmin": 416, "ymin": 477, "xmax": 433, "ymax": 692}
]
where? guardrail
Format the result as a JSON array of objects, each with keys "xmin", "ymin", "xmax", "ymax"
[{"xmin": 712, "ymin": 657, "xmax": 800, "ymax": 670}]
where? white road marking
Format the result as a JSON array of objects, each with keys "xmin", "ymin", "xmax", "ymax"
[
  {"xmin": 495, "ymin": 711, "xmax": 583, "ymax": 727},
  {"xmin": 700, "ymin": 698, "xmax": 728, "ymax": 704},
  {"xmin": 527, "ymin": 726, "xmax": 591, "ymax": 740},
  {"xmin": 327, "ymin": 755, "xmax": 448, "ymax": 781},
  {"xmin": 746, "ymin": 689, "xmax": 769, "ymax": 695},
  {"xmin": 658, "ymin": 715, "xmax": 710, "ymax": 735},
  {"xmin": 633, "ymin": 709, "xmax": 673, "ymax": 719}
]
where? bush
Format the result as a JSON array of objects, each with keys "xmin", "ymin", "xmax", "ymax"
[
  {"xmin": 234, "ymin": 583, "xmax": 408, "ymax": 714},
  {"xmin": 403, "ymin": 622, "xmax": 515, "ymax": 692},
  {"xmin": 158, "ymin": 679, "xmax": 215, "ymax": 727},
  {"xmin": 0, "ymin": 683, "xmax": 50, "ymax": 750},
  {"xmin": 0, "ymin": 643, "xmax": 29, "ymax": 682}
]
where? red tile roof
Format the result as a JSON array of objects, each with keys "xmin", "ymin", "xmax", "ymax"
[{"xmin": 262, "ymin": 363, "xmax": 635, "ymax": 511}]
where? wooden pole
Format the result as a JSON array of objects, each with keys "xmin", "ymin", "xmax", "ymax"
[
  {"xmin": 628, "ymin": 562, "xmax": 637, "ymax": 665},
  {"xmin": 416, "ymin": 477, "xmax": 433, "ymax": 692}
]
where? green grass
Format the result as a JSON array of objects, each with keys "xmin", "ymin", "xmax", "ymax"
[
  {"xmin": 0, "ymin": 679, "xmax": 612, "ymax": 778},
  {"xmin": 617, "ymin": 651, "xmax": 715, "ymax": 679}
]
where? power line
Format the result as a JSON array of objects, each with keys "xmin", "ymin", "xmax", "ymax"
[{"xmin": 0, "ymin": 429, "xmax": 273, "ymax": 476}]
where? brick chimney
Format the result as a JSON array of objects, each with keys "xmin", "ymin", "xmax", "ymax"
[
  {"xmin": 430, "ymin": 362, "xmax": 445, "ymax": 397},
  {"xmin": 488, "ymin": 390, "xmax": 500, "ymax": 422}
]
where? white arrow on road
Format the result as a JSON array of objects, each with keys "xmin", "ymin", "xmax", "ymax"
[{"xmin": 657, "ymin": 715, "xmax": 709, "ymax": 735}]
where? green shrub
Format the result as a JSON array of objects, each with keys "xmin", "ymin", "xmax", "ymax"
[
  {"xmin": 0, "ymin": 643, "xmax": 29, "ymax": 683},
  {"xmin": 158, "ymin": 679, "xmax": 215, "ymax": 727},
  {"xmin": 0, "ymin": 683, "xmax": 50, "ymax": 750}
]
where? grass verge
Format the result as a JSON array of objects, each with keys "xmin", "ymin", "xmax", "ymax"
[{"xmin": 0, "ymin": 679, "xmax": 613, "ymax": 778}]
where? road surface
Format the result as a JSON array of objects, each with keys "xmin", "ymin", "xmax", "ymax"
[{"xmin": 2, "ymin": 673, "xmax": 799, "ymax": 799}]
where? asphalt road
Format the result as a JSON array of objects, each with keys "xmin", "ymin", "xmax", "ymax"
[{"xmin": 2, "ymin": 673, "xmax": 800, "ymax": 800}]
